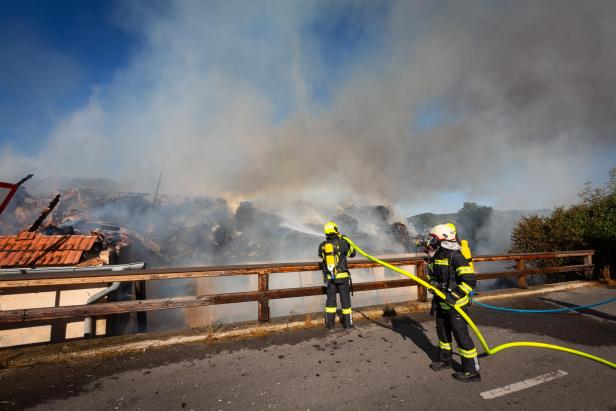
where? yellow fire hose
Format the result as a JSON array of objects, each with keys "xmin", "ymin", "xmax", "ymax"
[{"xmin": 343, "ymin": 236, "xmax": 616, "ymax": 369}]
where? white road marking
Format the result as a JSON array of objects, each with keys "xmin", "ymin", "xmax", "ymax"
[{"xmin": 480, "ymin": 370, "xmax": 568, "ymax": 400}]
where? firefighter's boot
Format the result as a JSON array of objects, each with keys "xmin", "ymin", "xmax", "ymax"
[
  {"xmin": 325, "ymin": 310, "xmax": 336, "ymax": 331},
  {"xmin": 453, "ymin": 347, "xmax": 481, "ymax": 382},
  {"xmin": 430, "ymin": 345, "xmax": 453, "ymax": 371},
  {"xmin": 429, "ymin": 360, "xmax": 452, "ymax": 371},
  {"xmin": 452, "ymin": 371, "xmax": 481, "ymax": 382}
]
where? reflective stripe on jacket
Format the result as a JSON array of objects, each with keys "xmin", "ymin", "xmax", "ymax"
[{"xmin": 428, "ymin": 247, "xmax": 476, "ymax": 308}]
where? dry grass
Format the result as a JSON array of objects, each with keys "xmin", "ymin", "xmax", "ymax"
[
  {"xmin": 303, "ymin": 310, "xmax": 314, "ymax": 326},
  {"xmin": 251, "ymin": 323, "xmax": 270, "ymax": 338},
  {"xmin": 303, "ymin": 300, "xmax": 320, "ymax": 327},
  {"xmin": 194, "ymin": 319, "xmax": 225, "ymax": 343}
]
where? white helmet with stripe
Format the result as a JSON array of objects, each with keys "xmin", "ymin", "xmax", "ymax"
[{"xmin": 430, "ymin": 223, "xmax": 458, "ymax": 242}]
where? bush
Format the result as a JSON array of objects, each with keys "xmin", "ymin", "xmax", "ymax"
[{"xmin": 510, "ymin": 168, "xmax": 616, "ymax": 280}]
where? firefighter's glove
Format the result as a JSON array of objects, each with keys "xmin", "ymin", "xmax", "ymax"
[
  {"xmin": 428, "ymin": 281, "xmax": 439, "ymax": 295},
  {"xmin": 445, "ymin": 290, "xmax": 464, "ymax": 306}
]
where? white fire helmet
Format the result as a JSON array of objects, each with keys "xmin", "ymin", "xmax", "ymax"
[{"xmin": 430, "ymin": 223, "xmax": 458, "ymax": 242}]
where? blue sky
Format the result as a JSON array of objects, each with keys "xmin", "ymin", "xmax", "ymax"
[
  {"xmin": 302, "ymin": 2, "xmax": 389, "ymax": 105},
  {"xmin": 0, "ymin": 0, "xmax": 460, "ymax": 216},
  {"xmin": 0, "ymin": 1, "xmax": 397, "ymax": 150},
  {"xmin": 0, "ymin": 0, "xmax": 133, "ymax": 152},
  {"xmin": 1, "ymin": 1, "xmax": 614, "ymax": 215}
]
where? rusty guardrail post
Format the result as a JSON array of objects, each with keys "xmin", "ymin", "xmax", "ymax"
[
  {"xmin": 416, "ymin": 262, "xmax": 428, "ymax": 302},
  {"xmin": 258, "ymin": 273, "xmax": 270, "ymax": 322},
  {"xmin": 583, "ymin": 253, "xmax": 593, "ymax": 278},
  {"xmin": 135, "ymin": 280, "xmax": 147, "ymax": 332},
  {"xmin": 516, "ymin": 259, "xmax": 528, "ymax": 289}
]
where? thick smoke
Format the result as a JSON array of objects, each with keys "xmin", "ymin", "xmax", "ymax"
[
  {"xmin": 5, "ymin": 0, "xmax": 615, "ymax": 329},
  {"xmin": 2, "ymin": 0, "xmax": 615, "ymax": 213}
]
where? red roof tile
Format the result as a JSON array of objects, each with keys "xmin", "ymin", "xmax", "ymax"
[
  {"xmin": 0, "ymin": 232, "xmax": 100, "ymax": 268},
  {"xmin": 16, "ymin": 231, "xmax": 35, "ymax": 241}
]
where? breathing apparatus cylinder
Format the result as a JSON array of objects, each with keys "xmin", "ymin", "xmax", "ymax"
[
  {"xmin": 460, "ymin": 240, "xmax": 474, "ymax": 271},
  {"xmin": 323, "ymin": 242, "xmax": 337, "ymax": 279}
]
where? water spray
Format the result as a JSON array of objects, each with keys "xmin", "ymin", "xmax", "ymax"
[{"xmin": 280, "ymin": 220, "xmax": 323, "ymax": 237}]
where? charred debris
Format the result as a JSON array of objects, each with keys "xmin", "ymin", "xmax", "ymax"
[
  {"xmin": 0, "ymin": 183, "xmax": 416, "ymax": 268},
  {"xmin": 0, "ymin": 189, "xmax": 128, "ymax": 269}
]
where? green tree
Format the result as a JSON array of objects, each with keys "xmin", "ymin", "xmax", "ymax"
[{"xmin": 510, "ymin": 167, "xmax": 616, "ymax": 279}]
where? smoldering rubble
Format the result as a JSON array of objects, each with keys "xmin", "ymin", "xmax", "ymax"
[{"xmin": 0, "ymin": 184, "xmax": 416, "ymax": 268}]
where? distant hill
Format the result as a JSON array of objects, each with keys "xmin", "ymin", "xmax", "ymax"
[
  {"xmin": 408, "ymin": 208, "xmax": 552, "ymax": 253},
  {"xmin": 407, "ymin": 212, "xmax": 459, "ymax": 235},
  {"xmin": 408, "ymin": 209, "xmax": 551, "ymax": 234}
]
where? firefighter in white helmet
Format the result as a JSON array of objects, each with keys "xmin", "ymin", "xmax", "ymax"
[
  {"xmin": 318, "ymin": 221, "xmax": 356, "ymax": 331},
  {"xmin": 426, "ymin": 223, "xmax": 481, "ymax": 382}
]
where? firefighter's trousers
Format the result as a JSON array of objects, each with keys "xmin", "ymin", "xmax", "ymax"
[
  {"xmin": 435, "ymin": 303, "xmax": 480, "ymax": 373},
  {"xmin": 325, "ymin": 277, "xmax": 352, "ymax": 328}
]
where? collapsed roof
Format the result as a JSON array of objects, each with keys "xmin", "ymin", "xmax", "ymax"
[{"xmin": 0, "ymin": 231, "xmax": 103, "ymax": 268}]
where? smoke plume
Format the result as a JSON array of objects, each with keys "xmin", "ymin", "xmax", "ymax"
[
  {"xmin": 7, "ymin": 1, "xmax": 615, "ymax": 328},
  {"xmin": 3, "ymin": 0, "xmax": 616, "ymax": 214}
]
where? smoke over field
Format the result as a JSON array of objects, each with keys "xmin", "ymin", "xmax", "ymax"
[
  {"xmin": 0, "ymin": 184, "xmax": 418, "ymax": 329},
  {"xmin": 2, "ymin": 0, "xmax": 616, "ymax": 214},
  {"xmin": 2, "ymin": 1, "xmax": 616, "ymax": 330}
]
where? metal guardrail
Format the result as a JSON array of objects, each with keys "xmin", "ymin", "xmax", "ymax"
[{"xmin": 0, "ymin": 250, "xmax": 594, "ymax": 325}]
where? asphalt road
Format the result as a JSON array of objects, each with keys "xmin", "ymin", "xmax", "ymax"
[{"xmin": 1, "ymin": 286, "xmax": 615, "ymax": 410}]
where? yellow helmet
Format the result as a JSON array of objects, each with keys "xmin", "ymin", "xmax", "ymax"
[{"xmin": 323, "ymin": 221, "xmax": 339, "ymax": 235}]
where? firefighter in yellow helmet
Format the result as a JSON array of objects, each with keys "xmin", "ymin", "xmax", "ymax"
[
  {"xmin": 318, "ymin": 221, "xmax": 356, "ymax": 331},
  {"xmin": 426, "ymin": 223, "xmax": 481, "ymax": 382}
]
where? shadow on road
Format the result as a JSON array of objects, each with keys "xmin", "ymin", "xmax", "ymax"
[
  {"xmin": 470, "ymin": 293, "xmax": 616, "ymax": 347},
  {"xmin": 389, "ymin": 315, "xmax": 439, "ymax": 362},
  {"xmin": 539, "ymin": 297, "xmax": 616, "ymax": 322},
  {"xmin": 352, "ymin": 308, "xmax": 441, "ymax": 364}
]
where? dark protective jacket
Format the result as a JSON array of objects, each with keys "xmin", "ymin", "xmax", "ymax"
[
  {"xmin": 428, "ymin": 246, "xmax": 477, "ymax": 308},
  {"xmin": 318, "ymin": 235, "xmax": 356, "ymax": 280}
]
